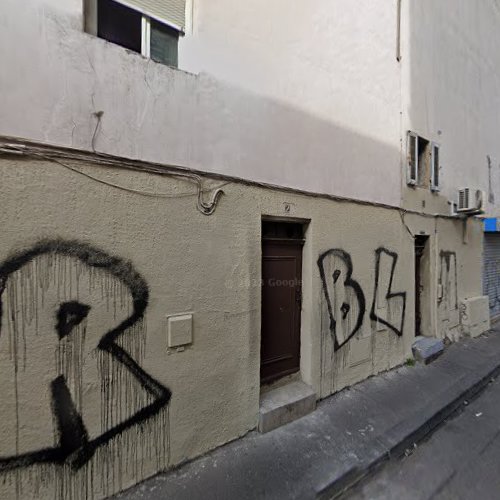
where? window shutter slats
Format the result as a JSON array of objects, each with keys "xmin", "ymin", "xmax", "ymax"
[
  {"xmin": 431, "ymin": 143, "xmax": 440, "ymax": 191},
  {"xmin": 121, "ymin": 0, "xmax": 185, "ymax": 31},
  {"xmin": 407, "ymin": 132, "xmax": 418, "ymax": 185}
]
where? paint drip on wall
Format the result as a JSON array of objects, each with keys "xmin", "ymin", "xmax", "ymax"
[
  {"xmin": 0, "ymin": 240, "xmax": 171, "ymax": 500},
  {"xmin": 318, "ymin": 246, "xmax": 406, "ymax": 396}
]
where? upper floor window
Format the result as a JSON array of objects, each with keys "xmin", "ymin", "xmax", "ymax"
[
  {"xmin": 407, "ymin": 131, "xmax": 440, "ymax": 192},
  {"xmin": 85, "ymin": 0, "xmax": 186, "ymax": 68}
]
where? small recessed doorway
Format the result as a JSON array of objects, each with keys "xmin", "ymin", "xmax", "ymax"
[
  {"xmin": 260, "ymin": 221, "xmax": 304, "ymax": 385},
  {"xmin": 414, "ymin": 235, "xmax": 429, "ymax": 336}
]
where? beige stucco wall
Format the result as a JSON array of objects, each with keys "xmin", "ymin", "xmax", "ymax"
[
  {"xmin": 404, "ymin": 212, "xmax": 484, "ymax": 341},
  {"xmin": 0, "ymin": 155, "xmax": 485, "ymax": 499}
]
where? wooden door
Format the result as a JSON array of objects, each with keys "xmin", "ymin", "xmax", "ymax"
[{"xmin": 261, "ymin": 226, "xmax": 303, "ymax": 384}]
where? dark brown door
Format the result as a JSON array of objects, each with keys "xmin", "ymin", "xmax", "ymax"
[
  {"xmin": 414, "ymin": 235, "xmax": 428, "ymax": 337},
  {"xmin": 261, "ymin": 224, "xmax": 303, "ymax": 384}
]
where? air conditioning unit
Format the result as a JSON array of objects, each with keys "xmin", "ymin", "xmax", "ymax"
[{"xmin": 457, "ymin": 188, "xmax": 485, "ymax": 214}]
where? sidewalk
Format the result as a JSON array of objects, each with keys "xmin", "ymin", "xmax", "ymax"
[{"xmin": 115, "ymin": 327, "xmax": 500, "ymax": 500}]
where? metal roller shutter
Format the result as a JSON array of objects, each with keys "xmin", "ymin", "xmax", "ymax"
[
  {"xmin": 118, "ymin": 0, "xmax": 185, "ymax": 31},
  {"xmin": 483, "ymin": 233, "xmax": 500, "ymax": 318}
]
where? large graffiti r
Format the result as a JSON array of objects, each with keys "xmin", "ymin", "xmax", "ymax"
[{"xmin": 0, "ymin": 239, "xmax": 171, "ymax": 472}]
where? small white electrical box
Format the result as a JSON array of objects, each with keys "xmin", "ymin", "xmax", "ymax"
[
  {"xmin": 166, "ymin": 313, "xmax": 193, "ymax": 348},
  {"xmin": 461, "ymin": 297, "xmax": 489, "ymax": 338}
]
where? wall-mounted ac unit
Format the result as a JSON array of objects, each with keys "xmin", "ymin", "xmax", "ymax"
[{"xmin": 457, "ymin": 188, "xmax": 485, "ymax": 214}]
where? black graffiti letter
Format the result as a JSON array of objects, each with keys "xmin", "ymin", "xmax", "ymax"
[
  {"xmin": 318, "ymin": 249, "xmax": 366, "ymax": 349},
  {"xmin": 0, "ymin": 239, "xmax": 171, "ymax": 472},
  {"xmin": 370, "ymin": 247, "xmax": 406, "ymax": 336}
]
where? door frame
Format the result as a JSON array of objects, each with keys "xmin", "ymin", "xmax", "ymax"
[
  {"xmin": 414, "ymin": 233, "xmax": 438, "ymax": 339},
  {"xmin": 260, "ymin": 217, "xmax": 311, "ymax": 387}
]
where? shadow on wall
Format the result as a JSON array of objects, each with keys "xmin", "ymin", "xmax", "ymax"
[
  {"xmin": 0, "ymin": 0, "xmax": 402, "ymax": 207},
  {"xmin": 186, "ymin": 72, "xmax": 402, "ymax": 208}
]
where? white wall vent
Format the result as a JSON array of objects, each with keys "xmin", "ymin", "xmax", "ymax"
[{"xmin": 461, "ymin": 296, "xmax": 490, "ymax": 338}]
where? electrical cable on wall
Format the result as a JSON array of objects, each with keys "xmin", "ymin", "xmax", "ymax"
[
  {"xmin": 0, "ymin": 143, "xmax": 227, "ymax": 215},
  {"xmin": 398, "ymin": 209, "xmax": 414, "ymax": 238}
]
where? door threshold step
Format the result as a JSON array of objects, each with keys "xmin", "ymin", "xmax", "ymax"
[{"xmin": 258, "ymin": 381, "xmax": 316, "ymax": 433}]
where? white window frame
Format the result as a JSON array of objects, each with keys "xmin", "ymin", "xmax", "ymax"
[
  {"xmin": 407, "ymin": 131, "xmax": 418, "ymax": 186},
  {"xmin": 184, "ymin": 0, "xmax": 194, "ymax": 35},
  {"xmin": 431, "ymin": 142, "xmax": 440, "ymax": 192}
]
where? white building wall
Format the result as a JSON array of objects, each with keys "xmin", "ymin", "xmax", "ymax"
[
  {"xmin": 401, "ymin": 0, "xmax": 500, "ymax": 216},
  {"xmin": 0, "ymin": 0, "xmax": 402, "ymax": 206}
]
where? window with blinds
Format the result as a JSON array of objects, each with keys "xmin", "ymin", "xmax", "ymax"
[{"xmin": 88, "ymin": 0, "xmax": 185, "ymax": 68}]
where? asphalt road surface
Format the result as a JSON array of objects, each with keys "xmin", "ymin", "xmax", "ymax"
[{"xmin": 344, "ymin": 377, "xmax": 500, "ymax": 500}]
